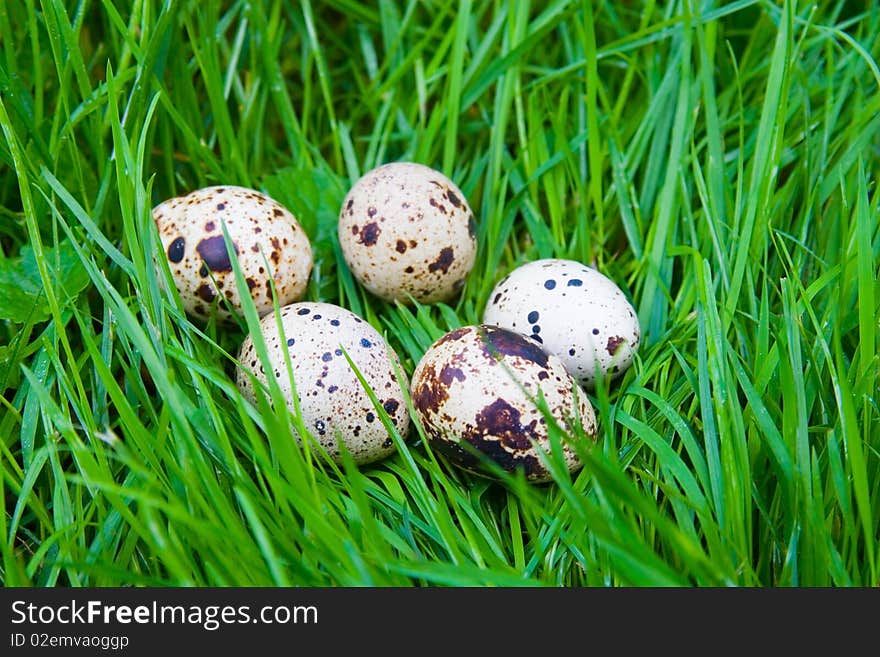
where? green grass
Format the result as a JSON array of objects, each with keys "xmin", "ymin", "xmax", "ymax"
[{"xmin": 1, "ymin": 0, "xmax": 878, "ymax": 587}]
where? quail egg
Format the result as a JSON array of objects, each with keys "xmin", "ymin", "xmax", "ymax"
[
  {"xmin": 483, "ymin": 259, "xmax": 640, "ymax": 389},
  {"xmin": 338, "ymin": 162, "xmax": 477, "ymax": 304},
  {"xmin": 153, "ymin": 185, "xmax": 313, "ymax": 321},
  {"xmin": 236, "ymin": 302, "xmax": 410, "ymax": 465},
  {"xmin": 410, "ymin": 325, "xmax": 597, "ymax": 483}
]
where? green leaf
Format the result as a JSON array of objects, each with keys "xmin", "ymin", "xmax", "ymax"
[
  {"xmin": 262, "ymin": 162, "xmax": 346, "ymax": 240},
  {"xmin": 0, "ymin": 241, "xmax": 89, "ymax": 323},
  {"xmin": 261, "ymin": 163, "xmax": 350, "ymax": 302}
]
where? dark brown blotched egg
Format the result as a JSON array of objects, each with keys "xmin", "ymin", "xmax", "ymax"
[
  {"xmin": 410, "ymin": 325, "xmax": 597, "ymax": 483},
  {"xmin": 153, "ymin": 185, "xmax": 313, "ymax": 321}
]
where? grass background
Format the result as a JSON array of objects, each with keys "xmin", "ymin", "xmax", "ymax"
[{"xmin": 0, "ymin": 0, "xmax": 878, "ymax": 586}]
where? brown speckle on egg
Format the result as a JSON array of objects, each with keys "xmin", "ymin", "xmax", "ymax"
[
  {"xmin": 428, "ymin": 247, "xmax": 455, "ymax": 274},
  {"xmin": 360, "ymin": 222, "xmax": 380, "ymax": 246},
  {"xmin": 606, "ymin": 335, "xmax": 625, "ymax": 355}
]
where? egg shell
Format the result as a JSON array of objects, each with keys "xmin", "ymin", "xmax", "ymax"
[
  {"xmin": 153, "ymin": 185, "xmax": 313, "ymax": 322},
  {"xmin": 337, "ymin": 162, "xmax": 477, "ymax": 304},
  {"xmin": 483, "ymin": 259, "xmax": 640, "ymax": 389},
  {"xmin": 410, "ymin": 325, "xmax": 597, "ymax": 483},
  {"xmin": 236, "ymin": 302, "xmax": 410, "ymax": 465}
]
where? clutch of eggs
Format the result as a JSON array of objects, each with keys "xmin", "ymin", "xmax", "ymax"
[
  {"xmin": 410, "ymin": 325, "xmax": 597, "ymax": 483},
  {"xmin": 338, "ymin": 162, "xmax": 477, "ymax": 304},
  {"xmin": 236, "ymin": 302, "xmax": 410, "ymax": 466},
  {"xmin": 483, "ymin": 258, "xmax": 640, "ymax": 389},
  {"xmin": 153, "ymin": 185, "xmax": 313, "ymax": 322}
]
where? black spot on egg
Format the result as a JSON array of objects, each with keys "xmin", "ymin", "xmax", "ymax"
[
  {"xmin": 167, "ymin": 237, "xmax": 186, "ymax": 263},
  {"xmin": 359, "ymin": 222, "xmax": 380, "ymax": 246},
  {"xmin": 196, "ymin": 235, "xmax": 236, "ymax": 272},
  {"xmin": 196, "ymin": 283, "xmax": 216, "ymax": 302}
]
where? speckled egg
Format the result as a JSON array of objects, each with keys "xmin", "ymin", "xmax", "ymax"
[
  {"xmin": 236, "ymin": 302, "xmax": 410, "ymax": 465},
  {"xmin": 410, "ymin": 325, "xmax": 597, "ymax": 483},
  {"xmin": 482, "ymin": 258, "xmax": 640, "ymax": 389},
  {"xmin": 153, "ymin": 185, "xmax": 313, "ymax": 321},
  {"xmin": 338, "ymin": 162, "xmax": 477, "ymax": 304}
]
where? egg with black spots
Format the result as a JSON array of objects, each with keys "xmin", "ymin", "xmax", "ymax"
[
  {"xmin": 410, "ymin": 325, "xmax": 597, "ymax": 483},
  {"xmin": 338, "ymin": 162, "xmax": 477, "ymax": 304},
  {"xmin": 153, "ymin": 185, "xmax": 313, "ymax": 321},
  {"xmin": 236, "ymin": 302, "xmax": 410, "ymax": 465},
  {"xmin": 483, "ymin": 258, "xmax": 640, "ymax": 389}
]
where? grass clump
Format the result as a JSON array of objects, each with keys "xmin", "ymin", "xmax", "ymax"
[{"xmin": 0, "ymin": 0, "xmax": 878, "ymax": 587}]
